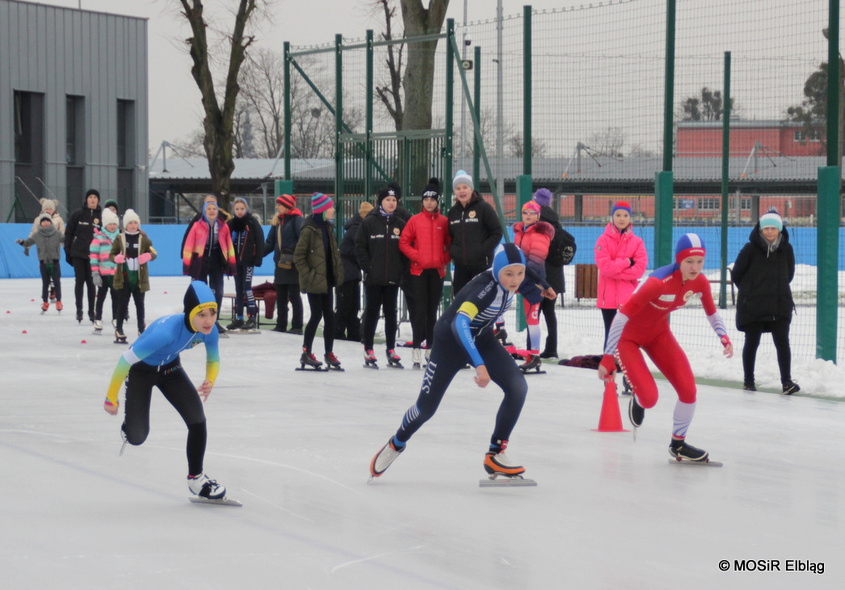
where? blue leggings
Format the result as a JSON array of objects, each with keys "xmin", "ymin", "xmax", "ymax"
[{"xmin": 395, "ymin": 327, "xmax": 528, "ymax": 448}]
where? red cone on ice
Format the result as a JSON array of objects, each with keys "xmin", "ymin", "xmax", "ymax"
[
  {"xmin": 593, "ymin": 380, "xmax": 629, "ymax": 432},
  {"xmin": 81, "ymin": 340, "xmax": 87, "ymax": 344}
]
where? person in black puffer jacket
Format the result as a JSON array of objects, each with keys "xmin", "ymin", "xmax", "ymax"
[
  {"xmin": 337, "ymin": 200, "xmax": 374, "ymax": 341},
  {"xmin": 356, "ymin": 187, "xmax": 407, "ymax": 365},
  {"xmin": 532, "ymin": 188, "xmax": 565, "ymax": 358},
  {"xmin": 64, "ymin": 188, "xmax": 102, "ymax": 323},
  {"xmin": 226, "ymin": 197, "xmax": 266, "ymax": 330},
  {"xmin": 447, "ymin": 170, "xmax": 503, "ymax": 298},
  {"xmin": 731, "ymin": 208, "xmax": 798, "ymax": 394}
]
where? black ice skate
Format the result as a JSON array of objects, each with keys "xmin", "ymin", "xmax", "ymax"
[
  {"xmin": 76, "ymin": 311, "xmax": 84, "ymax": 323},
  {"xmin": 226, "ymin": 318, "xmax": 244, "ymax": 331},
  {"xmin": 667, "ymin": 439, "xmax": 722, "ymax": 467},
  {"xmin": 297, "ymin": 348, "xmax": 326, "ymax": 371},
  {"xmin": 519, "ymin": 354, "xmax": 545, "ymax": 374},
  {"xmin": 363, "ymin": 349, "xmax": 379, "ymax": 369},
  {"xmin": 324, "ymin": 352, "xmax": 344, "ymax": 371},
  {"xmin": 114, "ymin": 328, "xmax": 128, "ymax": 344},
  {"xmin": 386, "ymin": 349, "xmax": 404, "ymax": 369},
  {"xmin": 242, "ymin": 316, "xmax": 258, "ymax": 331},
  {"xmin": 369, "ymin": 438, "xmax": 405, "ymax": 478},
  {"xmin": 782, "ymin": 380, "xmax": 800, "ymax": 395},
  {"xmin": 628, "ymin": 395, "xmax": 644, "ymax": 429}
]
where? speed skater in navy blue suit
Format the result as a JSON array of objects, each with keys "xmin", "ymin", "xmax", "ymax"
[{"xmin": 369, "ymin": 243, "xmax": 556, "ymax": 480}]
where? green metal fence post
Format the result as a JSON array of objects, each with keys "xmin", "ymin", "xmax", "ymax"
[
  {"xmin": 366, "ymin": 30, "xmax": 374, "ymax": 205},
  {"xmin": 523, "ymin": 5, "xmax": 532, "ymax": 176},
  {"xmin": 283, "ymin": 41, "xmax": 292, "ymax": 181},
  {"xmin": 655, "ymin": 0, "xmax": 677, "ymax": 267},
  {"xmin": 444, "ymin": 19, "xmax": 455, "ymax": 205},
  {"xmin": 818, "ymin": 0, "xmax": 840, "ymax": 362},
  {"xmin": 473, "ymin": 45, "xmax": 481, "ymax": 184},
  {"xmin": 719, "ymin": 51, "xmax": 731, "ymax": 309},
  {"xmin": 335, "ymin": 34, "xmax": 344, "ymax": 243}
]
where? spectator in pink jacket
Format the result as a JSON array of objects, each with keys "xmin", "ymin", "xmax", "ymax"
[{"xmin": 595, "ymin": 201, "xmax": 647, "ymax": 347}]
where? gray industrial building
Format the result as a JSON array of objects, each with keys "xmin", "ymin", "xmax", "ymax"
[{"xmin": 0, "ymin": 0, "xmax": 148, "ymax": 222}]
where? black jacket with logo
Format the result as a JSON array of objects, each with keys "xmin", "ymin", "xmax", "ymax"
[
  {"xmin": 447, "ymin": 192, "xmax": 503, "ymax": 269},
  {"xmin": 354, "ymin": 212, "xmax": 406, "ymax": 286}
]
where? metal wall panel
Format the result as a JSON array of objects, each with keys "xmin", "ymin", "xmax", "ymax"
[{"xmin": 0, "ymin": 0, "xmax": 148, "ymax": 220}]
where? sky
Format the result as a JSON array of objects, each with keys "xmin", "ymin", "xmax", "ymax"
[
  {"xmin": 24, "ymin": 0, "xmax": 560, "ymax": 152},
  {"xmin": 1, "ymin": 276, "xmax": 844, "ymax": 589}
]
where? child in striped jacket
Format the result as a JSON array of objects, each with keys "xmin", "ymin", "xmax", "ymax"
[{"xmin": 90, "ymin": 209, "xmax": 121, "ymax": 331}]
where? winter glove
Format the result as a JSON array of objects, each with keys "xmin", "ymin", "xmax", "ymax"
[
  {"xmin": 137, "ymin": 252, "xmax": 152, "ymax": 265},
  {"xmin": 113, "ymin": 253, "xmax": 126, "ymax": 264},
  {"xmin": 92, "ymin": 272, "xmax": 103, "ymax": 288},
  {"xmin": 15, "ymin": 239, "xmax": 24, "ymax": 245}
]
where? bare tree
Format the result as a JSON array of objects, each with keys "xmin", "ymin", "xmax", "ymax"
[
  {"xmin": 175, "ymin": 0, "xmax": 268, "ymax": 209},
  {"xmin": 587, "ymin": 127, "xmax": 627, "ymax": 158},
  {"xmin": 372, "ymin": 0, "xmax": 405, "ymax": 131},
  {"xmin": 507, "ymin": 134, "xmax": 547, "ymax": 159},
  {"xmin": 238, "ymin": 47, "xmax": 286, "ymax": 158}
]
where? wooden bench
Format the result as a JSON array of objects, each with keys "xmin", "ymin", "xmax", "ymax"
[
  {"xmin": 222, "ymin": 292, "xmax": 269, "ymax": 327},
  {"xmin": 574, "ymin": 263, "xmax": 599, "ymax": 300}
]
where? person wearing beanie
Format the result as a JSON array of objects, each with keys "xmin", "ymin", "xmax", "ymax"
[
  {"xmin": 89, "ymin": 208, "xmax": 121, "ymax": 332},
  {"xmin": 103, "ymin": 199, "xmax": 119, "ymax": 216},
  {"xmin": 225, "ymin": 197, "xmax": 266, "ymax": 331},
  {"xmin": 264, "ymin": 193, "xmax": 305, "ymax": 334},
  {"xmin": 447, "ymin": 170, "xmax": 504, "ymax": 297},
  {"xmin": 356, "ymin": 186, "xmax": 407, "ymax": 367},
  {"xmin": 511, "ymin": 200, "xmax": 556, "ymax": 371},
  {"xmin": 182, "ymin": 200, "xmax": 237, "ymax": 335},
  {"xmin": 16, "ymin": 214, "xmax": 65, "ymax": 313},
  {"xmin": 294, "ymin": 194, "xmax": 344, "ymax": 370},
  {"xmin": 531, "ymin": 188, "xmax": 574, "ymax": 359},
  {"xmin": 64, "ymin": 188, "xmax": 102, "ymax": 323},
  {"xmin": 594, "ymin": 200, "xmax": 647, "ymax": 355},
  {"xmin": 335, "ymin": 200, "xmax": 374, "ymax": 341},
  {"xmin": 598, "ymin": 233, "xmax": 733, "ymax": 464},
  {"xmin": 369, "ymin": 243, "xmax": 556, "ymax": 481},
  {"xmin": 104, "ymin": 280, "xmax": 231, "ymax": 503},
  {"xmin": 731, "ymin": 207, "xmax": 798, "ymax": 394},
  {"xmin": 111, "ymin": 209, "xmax": 157, "ymax": 341},
  {"xmin": 32, "ymin": 198, "xmax": 65, "ymax": 236},
  {"xmin": 399, "ymin": 178, "xmax": 451, "ymax": 368}
]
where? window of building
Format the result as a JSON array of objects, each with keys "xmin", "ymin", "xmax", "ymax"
[
  {"xmin": 794, "ymin": 129, "xmax": 822, "ymax": 143},
  {"xmin": 698, "ymin": 198, "xmax": 720, "ymax": 211},
  {"xmin": 66, "ymin": 95, "xmax": 85, "ymax": 166},
  {"xmin": 117, "ymin": 100, "xmax": 135, "ymax": 168}
]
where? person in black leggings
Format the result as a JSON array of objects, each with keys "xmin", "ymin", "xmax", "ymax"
[{"xmin": 370, "ymin": 243, "xmax": 555, "ymax": 480}]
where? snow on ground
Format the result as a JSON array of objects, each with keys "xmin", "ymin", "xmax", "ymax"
[{"xmin": 1, "ymin": 277, "xmax": 844, "ymax": 589}]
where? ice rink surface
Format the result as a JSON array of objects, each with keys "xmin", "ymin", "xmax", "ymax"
[{"xmin": 1, "ymin": 278, "xmax": 843, "ymax": 589}]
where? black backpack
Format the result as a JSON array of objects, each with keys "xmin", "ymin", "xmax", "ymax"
[{"xmin": 546, "ymin": 225, "xmax": 577, "ymax": 266}]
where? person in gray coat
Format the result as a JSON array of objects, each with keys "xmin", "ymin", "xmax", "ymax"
[{"xmin": 16, "ymin": 214, "xmax": 65, "ymax": 311}]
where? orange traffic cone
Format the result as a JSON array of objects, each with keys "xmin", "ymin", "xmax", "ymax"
[{"xmin": 592, "ymin": 380, "xmax": 629, "ymax": 432}]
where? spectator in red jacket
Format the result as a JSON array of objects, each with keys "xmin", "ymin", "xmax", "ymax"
[{"xmin": 399, "ymin": 178, "xmax": 451, "ymax": 368}]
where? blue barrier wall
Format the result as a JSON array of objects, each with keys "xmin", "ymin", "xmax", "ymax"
[
  {"xmin": 0, "ymin": 224, "xmax": 277, "ymax": 279},
  {"xmin": 1, "ymin": 222, "xmax": 840, "ymax": 279}
]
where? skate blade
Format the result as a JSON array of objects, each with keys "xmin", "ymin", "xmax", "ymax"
[
  {"xmin": 480, "ymin": 476, "xmax": 537, "ymax": 488},
  {"xmin": 189, "ymin": 496, "xmax": 243, "ymax": 507},
  {"xmin": 228, "ymin": 330, "xmax": 262, "ymax": 335},
  {"xmin": 295, "ymin": 366, "xmax": 327, "ymax": 372},
  {"xmin": 520, "ymin": 368, "xmax": 546, "ymax": 375},
  {"xmin": 327, "ymin": 366, "xmax": 345, "ymax": 372},
  {"xmin": 668, "ymin": 458, "xmax": 722, "ymax": 467},
  {"xmin": 363, "ymin": 363, "xmax": 379, "ymax": 370}
]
